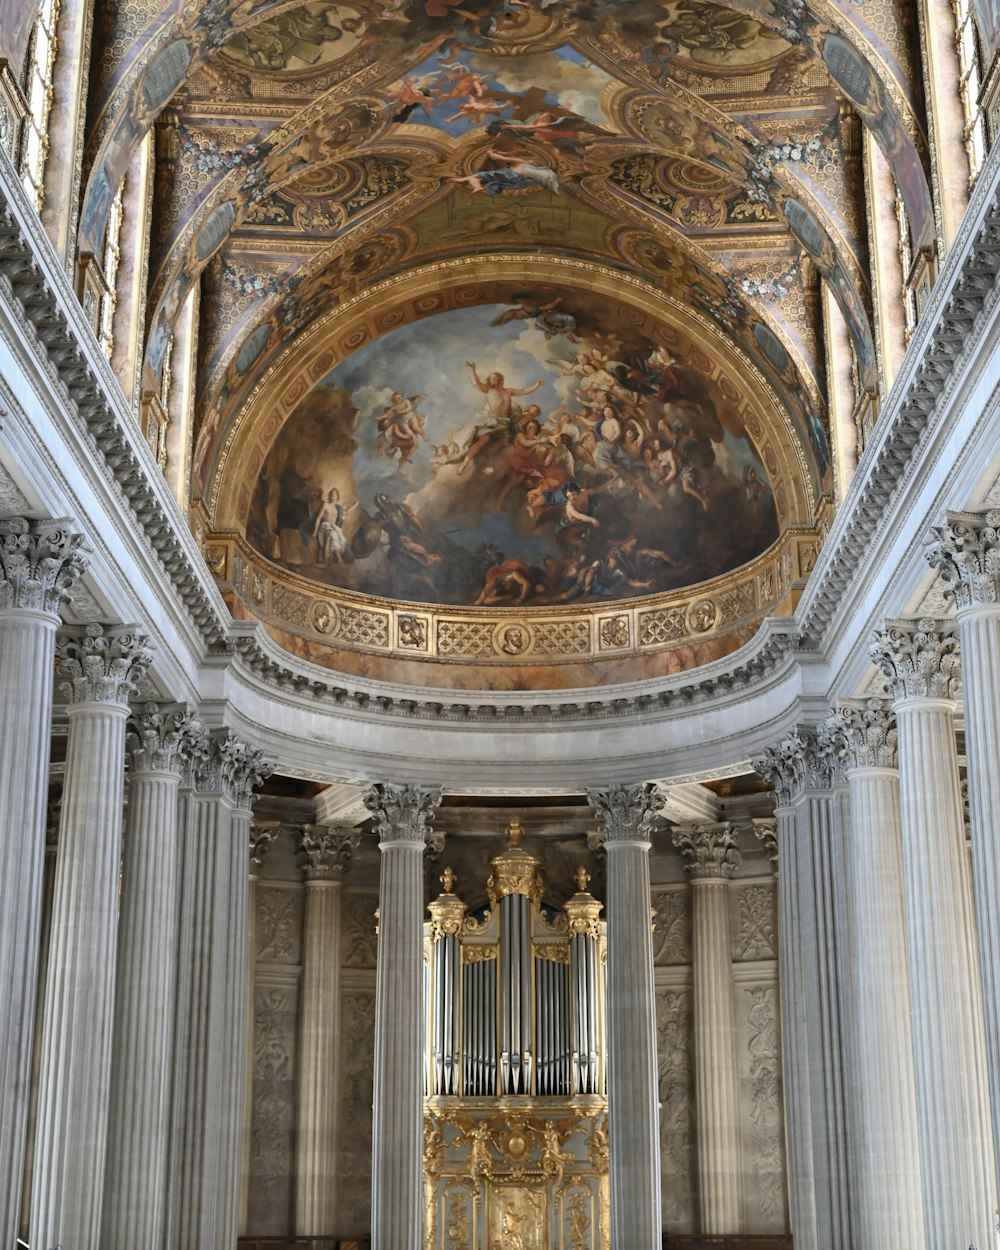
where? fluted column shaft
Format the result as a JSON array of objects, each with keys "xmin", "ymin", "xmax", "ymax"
[
  {"xmin": 894, "ymin": 695, "xmax": 996, "ymax": 1247},
  {"xmin": 366, "ymin": 784, "xmax": 441, "ymax": 1250},
  {"xmin": 844, "ymin": 762, "xmax": 925, "ymax": 1250},
  {"xmin": 166, "ymin": 732, "xmax": 270, "ymax": 1250},
  {"xmin": 30, "ymin": 625, "xmax": 152, "ymax": 1250},
  {"xmin": 953, "ymin": 600, "xmax": 1000, "ymax": 1207},
  {"xmin": 101, "ymin": 703, "xmax": 198, "ymax": 1250},
  {"xmin": 590, "ymin": 785, "xmax": 662, "ymax": 1250},
  {"xmin": 0, "ymin": 517, "xmax": 85, "ymax": 1246},
  {"xmin": 674, "ymin": 823, "xmax": 743, "ymax": 1234},
  {"xmin": 794, "ymin": 789, "xmax": 852, "ymax": 1250},
  {"xmin": 296, "ymin": 828, "xmax": 356, "ymax": 1234},
  {"xmin": 772, "ymin": 805, "xmax": 816, "ymax": 1250}
]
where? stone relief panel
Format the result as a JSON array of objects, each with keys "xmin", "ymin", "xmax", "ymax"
[
  {"xmin": 337, "ymin": 990, "xmax": 376, "ymax": 1235},
  {"xmin": 651, "ymin": 889, "xmax": 690, "ymax": 965},
  {"xmin": 342, "ymin": 889, "xmax": 379, "ymax": 968},
  {"xmin": 256, "ymin": 884, "xmax": 303, "ymax": 964},
  {"xmin": 248, "ymin": 983, "xmax": 298, "ymax": 1235},
  {"xmin": 733, "ymin": 881, "xmax": 777, "ymax": 961},
  {"xmin": 657, "ymin": 987, "xmax": 695, "ymax": 1231},
  {"xmin": 738, "ymin": 983, "xmax": 787, "ymax": 1231}
]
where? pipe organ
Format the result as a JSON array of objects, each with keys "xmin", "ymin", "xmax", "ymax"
[{"xmin": 424, "ymin": 822, "xmax": 609, "ymax": 1250}]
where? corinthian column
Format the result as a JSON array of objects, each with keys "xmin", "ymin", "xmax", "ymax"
[
  {"xmin": 831, "ymin": 700, "xmax": 925, "ymax": 1250},
  {"xmin": 0, "ymin": 517, "xmax": 86, "ymax": 1247},
  {"xmin": 588, "ymin": 783, "xmax": 663, "ymax": 1250},
  {"xmin": 365, "ymin": 783, "xmax": 442, "ymax": 1250},
  {"xmin": 167, "ymin": 731, "xmax": 271, "ymax": 1250},
  {"xmin": 672, "ymin": 822, "xmax": 744, "ymax": 1234},
  {"xmin": 295, "ymin": 825, "xmax": 359, "ymax": 1235},
  {"xmin": 101, "ymin": 703, "xmax": 202, "ymax": 1250},
  {"xmin": 928, "ymin": 509, "xmax": 1000, "ymax": 1208},
  {"xmin": 30, "ymin": 623, "xmax": 152, "ymax": 1250},
  {"xmin": 755, "ymin": 726, "xmax": 854, "ymax": 1250},
  {"xmin": 871, "ymin": 619, "xmax": 997, "ymax": 1248}
]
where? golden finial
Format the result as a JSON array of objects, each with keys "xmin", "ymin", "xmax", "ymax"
[
  {"xmin": 440, "ymin": 866, "xmax": 456, "ymax": 894},
  {"xmin": 506, "ymin": 817, "xmax": 524, "ymax": 848},
  {"xmin": 574, "ymin": 866, "xmax": 591, "ymax": 893}
]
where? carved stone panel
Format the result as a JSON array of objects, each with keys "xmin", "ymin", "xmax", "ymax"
[
  {"xmin": 256, "ymin": 884, "xmax": 303, "ymax": 965},
  {"xmin": 248, "ymin": 982, "xmax": 298, "ymax": 1235},
  {"xmin": 337, "ymin": 990, "xmax": 376, "ymax": 1234},
  {"xmin": 342, "ymin": 890, "xmax": 379, "ymax": 968},
  {"xmin": 738, "ymin": 983, "xmax": 787, "ymax": 1231},
  {"xmin": 651, "ymin": 889, "xmax": 690, "ymax": 966},
  {"xmin": 733, "ymin": 882, "xmax": 777, "ymax": 961},
  {"xmin": 656, "ymin": 987, "xmax": 695, "ymax": 1231}
]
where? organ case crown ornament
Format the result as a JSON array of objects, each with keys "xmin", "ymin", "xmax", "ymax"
[{"xmin": 423, "ymin": 824, "xmax": 609, "ymax": 1249}]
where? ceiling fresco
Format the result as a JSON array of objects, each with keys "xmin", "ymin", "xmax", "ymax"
[
  {"xmin": 65, "ymin": 0, "xmax": 940, "ymax": 670},
  {"xmin": 244, "ymin": 286, "xmax": 780, "ymax": 608}
]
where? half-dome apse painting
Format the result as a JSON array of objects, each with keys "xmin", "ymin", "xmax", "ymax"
[{"xmin": 247, "ymin": 287, "xmax": 778, "ymax": 607}]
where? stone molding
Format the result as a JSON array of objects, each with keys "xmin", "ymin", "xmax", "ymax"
[
  {"xmin": 125, "ymin": 701, "xmax": 203, "ymax": 774},
  {"xmin": 672, "ymin": 822, "xmax": 741, "ymax": 879},
  {"xmin": 587, "ymin": 783, "xmax": 663, "ymax": 844},
  {"xmin": 0, "ymin": 515, "xmax": 88, "ymax": 615},
  {"xmin": 926, "ymin": 509, "xmax": 1000, "ymax": 610},
  {"xmin": 298, "ymin": 825, "xmax": 361, "ymax": 881},
  {"xmin": 364, "ymin": 783, "xmax": 442, "ymax": 845},
  {"xmin": 57, "ymin": 622, "xmax": 152, "ymax": 707},
  {"xmin": 750, "ymin": 817, "xmax": 778, "ymax": 871},
  {"xmin": 194, "ymin": 729, "xmax": 274, "ymax": 811},
  {"xmin": 833, "ymin": 699, "xmax": 898, "ymax": 771},
  {"xmin": 870, "ymin": 617, "xmax": 960, "ymax": 701}
]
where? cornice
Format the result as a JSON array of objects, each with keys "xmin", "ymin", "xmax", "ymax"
[
  {"xmin": 0, "ymin": 148, "xmax": 230, "ymax": 650},
  {"xmin": 4, "ymin": 134, "xmax": 1000, "ymax": 733},
  {"xmin": 796, "ymin": 140, "xmax": 1000, "ymax": 651}
]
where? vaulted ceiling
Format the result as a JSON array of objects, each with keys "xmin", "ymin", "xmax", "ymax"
[{"xmin": 76, "ymin": 0, "xmax": 933, "ymax": 685}]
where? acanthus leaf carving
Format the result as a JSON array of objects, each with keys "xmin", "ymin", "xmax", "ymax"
[
  {"xmin": 0, "ymin": 516, "xmax": 88, "ymax": 615},
  {"xmin": 195, "ymin": 728, "xmax": 274, "ymax": 810},
  {"xmin": 870, "ymin": 617, "xmax": 959, "ymax": 701},
  {"xmin": 834, "ymin": 699, "xmax": 897, "ymax": 770},
  {"xmin": 671, "ymin": 821, "xmax": 740, "ymax": 879},
  {"xmin": 57, "ymin": 621, "xmax": 152, "ymax": 707},
  {"xmin": 364, "ymin": 782, "xmax": 442, "ymax": 845},
  {"xmin": 587, "ymin": 783, "xmax": 663, "ymax": 844},
  {"xmin": 126, "ymin": 701, "xmax": 203, "ymax": 774},
  {"xmin": 926, "ymin": 509, "xmax": 1000, "ymax": 610},
  {"xmin": 299, "ymin": 824, "xmax": 360, "ymax": 881}
]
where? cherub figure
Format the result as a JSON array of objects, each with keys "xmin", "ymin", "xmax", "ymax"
[{"xmin": 375, "ymin": 391, "xmax": 429, "ymax": 473}]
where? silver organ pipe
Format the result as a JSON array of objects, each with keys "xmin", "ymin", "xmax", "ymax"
[{"xmin": 424, "ymin": 825, "xmax": 605, "ymax": 1106}]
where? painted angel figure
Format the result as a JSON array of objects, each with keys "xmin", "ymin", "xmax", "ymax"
[{"xmin": 375, "ymin": 390, "xmax": 429, "ymax": 472}]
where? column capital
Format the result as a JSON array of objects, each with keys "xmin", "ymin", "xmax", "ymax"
[
  {"xmin": 126, "ymin": 702, "xmax": 203, "ymax": 775},
  {"xmin": 57, "ymin": 623, "xmax": 152, "ymax": 707},
  {"xmin": 672, "ymin": 821, "xmax": 741, "ymax": 879},
  {"xmin": 750, "ymin": 817, "xmax": 778, "ymax": 872},
  {"xmin": 364, "ymin": 783, "xmax": 442, "ymax": 845},
  {"xmin": 870, "ymin": 617, "xmax": 959, "ymax": 702},
  {"xmin": 249, "ymin": 821, "xmax": 279, "ymax": 873},
  {"xmin": 926, "ymin": 509, "xmax": 1000, "ymax": 610},
  {"xmin": 0, "ymin": 516, "xmax": 88, "ymax": 616},
  {"xmin": 587, "ymin": 782, "xmax": 663, "ymax": 845},
  {"xmin": 299, "ymin": 825, "xmax": 360, "ymax": 881},
  {"xmin": 753, "ymin": 724, "xmax": 832, "ymax": 808},
  {"xmin": 195, "ymin": 730, "xmax": 274, "ymax": 812},
  {"xmin": 834, "ymin": 699, "xmax": 897, "ymax": 770}
]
